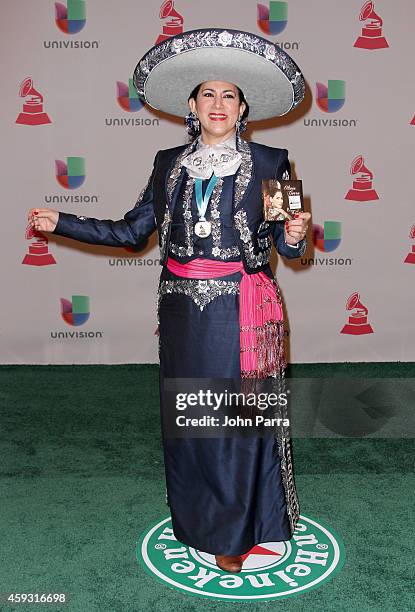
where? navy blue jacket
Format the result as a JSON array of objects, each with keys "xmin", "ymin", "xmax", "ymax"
[{"xmin": 53, "ymin": 136, "xmax": 306, "ymax": 273}]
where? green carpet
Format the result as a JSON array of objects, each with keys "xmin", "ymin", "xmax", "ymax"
[{"xmin": 0, "ymin": 364, "xmax": 413, "ymax": 611}]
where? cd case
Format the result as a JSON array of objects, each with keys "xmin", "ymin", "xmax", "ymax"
[{"xmin": 262, "ymin": 179, "xmax": 304, "ymax": 222}]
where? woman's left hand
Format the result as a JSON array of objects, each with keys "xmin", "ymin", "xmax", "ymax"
[{"xmin": 284, "ymin": 212, "xmax": 311, "ymax": 245}]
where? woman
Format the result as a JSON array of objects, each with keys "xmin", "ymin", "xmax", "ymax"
[
  {"xmin": 27, "ymin": 28, "xmax": 310, "ymax": 574},
  {"xmin": 268, "ymin": 183, "xmax": 292, "ymax": 221}
]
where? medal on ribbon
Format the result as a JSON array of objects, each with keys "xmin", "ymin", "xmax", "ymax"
[{"xmin": 194, "ymin": 174, "xmax": 218, "ymax": 238}]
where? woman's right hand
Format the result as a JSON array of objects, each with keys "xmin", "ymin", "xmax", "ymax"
[{"xmin": 27, "ymin": 208, "xmax": 59, "ymax": 233}]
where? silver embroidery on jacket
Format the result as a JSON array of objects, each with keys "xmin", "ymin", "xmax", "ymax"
[
  {"xmin": 169, "ymin": 157, "xmax": 241, "ymax": 260},
  {"xmin": 234, "ymin": 136, "xmax": 253, "ymax": 211},
  {"xmin": 159, "ymin": 207, "xmax": 171, "ymax": 261},
  {"xmin": 269, "ymin": 372, "xmax": 300, "ymax": 534},
  {"xmin": 133, "ymin": 186, "xmax": 147, "ymax": 209},
  {"xmin": 257, "ymin": 220, "xmax": 271, "ymax": 249},
  {"xmin": 297, "ymin": 238, "xmax": 307, "ymax": 256},
  {"xmin": 234, "ymin": 210, "xmax": 272, "ymax": 267},
  {"xmin": 158, "ymin": 279, "xmax": 240, "ymax": 311},
  {"xmin": 208, "ymin": 176, "xmax": 240, "ymax": 259},
  {"xmin": 166, "ymin": 141, "xmax": 196, "ymax": 203},
  {"xmin": 134, "ymin": 173, "xmax": 152, "ymax": 209},
  {"xmin": 169, "ymin": 176, "xmax": 195, "ymax": 257}
]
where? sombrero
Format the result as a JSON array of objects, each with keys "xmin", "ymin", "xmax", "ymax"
[{"xmin": 133, "ymin": 28, "xmax": 305, "ymax": 121}]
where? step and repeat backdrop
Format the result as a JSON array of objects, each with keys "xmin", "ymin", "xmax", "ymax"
[{"xmin": 1, "ymin": 0, "xmax": 414, "ymax": 364}]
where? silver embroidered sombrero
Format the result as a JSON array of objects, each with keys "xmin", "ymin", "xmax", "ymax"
[{"xmin": 133, "ymin": 28, "xmax": 305, "ymax": 121}]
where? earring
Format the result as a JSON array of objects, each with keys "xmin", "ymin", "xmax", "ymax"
[
  {"xmin": 185, "ymin": 111, "xmax": 200, "ymax": 135},
  {"xmin": 235, "ymin": 116, "xmax": 247, "ymax": 134}
]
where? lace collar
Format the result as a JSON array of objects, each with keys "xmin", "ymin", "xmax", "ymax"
[{"xmin": 181, "ymin": 132, "xmax": 242, "ymax": 179}]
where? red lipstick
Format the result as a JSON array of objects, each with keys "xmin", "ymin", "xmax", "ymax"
[{"xmin": 208, "ymin": 113, "xmax": 227, "ymax": 121}]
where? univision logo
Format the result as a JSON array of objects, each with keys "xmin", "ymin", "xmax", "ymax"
[
  {"xmin": 105, "ymin": 79, "xmax": 160, "ymax": 127},
  {"xmin": 108, "ymin": 256, "xmax": 162, "ymax": 267},
  {"xmin": 50, "ymin": 295, "xmax": 103, "ymax": 339},
  {"xmin": 55, "ymin": 0, "xmax": 86, "ymax": 34},
  {"xmin": 300, "ymin": 221, "xmax": 352, "ymax": 266},
  {"xmin": 313, "ymin": 221, "xmax": 341, "ymax": 252},
  {"xmin": 257, "ymin": 1, "xmax": 287, "ymax": 35},
  {"xmin": 44, "ymin": 0, "xmax": 99, "ymax": 48},
  {"xmin": 256, "ymin": 2, "xmax": 300, "ymax": 50},
  {"xmin": 304, "ymin": 79, "xmax": 357, "ymax": 128},
  {"xmin": 316, "ymin": 80, "xmax": 345, "ymax": 113},
  {"xmin": 116, "ymin": 80, "xmax": 144, "ymax": 112},
  {"xmin": 44, "ymin": 156, "xmax": 99, "ymax": 205},
  {"xmin": 61, "ymin": 295, "xmax": 90, "ymax": 326},
  {"xmin": 56, "ymin": 157, "xmax": 85, "ymax": 189}
]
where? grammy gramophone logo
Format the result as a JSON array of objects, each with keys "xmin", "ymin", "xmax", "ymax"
[
  {"xmin": 15, "ymin": 77, "xmax": 51, "ymax": 126},
  {"xmin": 404, "ymin": 224, "xmax": 415, "ymax": 264},
  {"xmin": 22, "ymin": 224, "xmax": 56, "ymax": 267},
  {"xmin": 341, "ymin": 292, "xmax": 374, "ymax": 335},
  {"xmin": 354, "ymin": 1, "xmax": 389, "ymax": 50},
  {"xmin": 155, "ymin": 0, "xmax": 184, "ymax": 45},
  {"xmin": 345, "ymin": 155, "xmax": 379, "ymax": 202}
]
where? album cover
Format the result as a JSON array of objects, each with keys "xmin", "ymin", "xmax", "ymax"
[{"xmin": 262, "ymin": 179, "xmax": 304, "ymax": 222}]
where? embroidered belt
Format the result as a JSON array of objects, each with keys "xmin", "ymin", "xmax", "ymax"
[{"xmin": 166, "ymin": 257, "xmax": 286, "ymax": 378}]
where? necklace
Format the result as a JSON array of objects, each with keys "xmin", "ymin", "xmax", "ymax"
[{"xmin": 194, "ymin": 174, "xmax": 218, "ymax": 238}]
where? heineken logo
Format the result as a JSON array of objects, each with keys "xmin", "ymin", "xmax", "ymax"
[{"xmin": 136, "ymin": 515, "xmax": 345, "ymax": 600}]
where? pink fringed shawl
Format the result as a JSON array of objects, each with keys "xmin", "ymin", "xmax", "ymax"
[{"xmin": 166, "ymin": 257, "xmax": 286, "ymax": 378}]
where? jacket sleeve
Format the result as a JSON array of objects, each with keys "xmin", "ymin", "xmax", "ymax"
[
  {"xmin": 52, "ymin": 152, "xmax": 159, "ymax": 249},
  {"xmin": 270, "ymin": 149, "xmax": 307, "ymax": 259}
]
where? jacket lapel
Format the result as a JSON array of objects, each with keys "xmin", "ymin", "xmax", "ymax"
[
  {"xmin": 163, "ymin": 135, "xmax": 254, "ymax": 216},
  {"xmin": 233, "ymin": 135, "xmax": 255, "ymax": 213},
  {"xmin": 165, "ymin": 141, "xmax": 197, "ymax": 214}
]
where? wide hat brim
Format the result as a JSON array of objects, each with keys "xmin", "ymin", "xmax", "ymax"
[{"xmin": 133, "ymin": 28, "xmax": 305, "ymax": 121}]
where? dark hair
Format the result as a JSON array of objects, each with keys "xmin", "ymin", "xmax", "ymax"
[
  {"xmin": 187, "ymin": 82, "xmax": 250, "ymax": 136},
  {"xmin": 268, "ymin": 181, "xmax": 283, "ymax": 198}
]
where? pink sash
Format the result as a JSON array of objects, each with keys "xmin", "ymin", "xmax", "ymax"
[{"xmin": 166, "ymin": 257, "xmax": 286, "ymax": 378}]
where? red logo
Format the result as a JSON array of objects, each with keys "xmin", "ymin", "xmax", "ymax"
[
  {"xmin": 341, "ymin": 292, "xmax": 374, "ymax": 335},
  {"xmin": 345, "ymin": 155, "xmax": 379, "ymax": 202},
  {"xmin": 404, "ymin": 224, "xmax": 415, "ymax": 264},
  {"xmin": 155, "ymin": 0, "xmax": 183, "ymax": 44},
  {"xmin": 22, "ymin": 225, "xmax": 56, "ymax": 266},
  {"xmin": 16, "ymin": 77, "xmax": 51, "ymax": 126},
  {"xmin": 354, "ymin": 1, "xmax": 388, "ymax": 50}
]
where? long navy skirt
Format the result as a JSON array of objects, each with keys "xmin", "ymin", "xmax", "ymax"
[{"xmin": 157, "ymin": 267, "xmax": 292, "ymax": 556}]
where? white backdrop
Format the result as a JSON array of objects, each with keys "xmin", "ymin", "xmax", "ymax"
[{"xmin": 1, "ymin": 0, "xmax": 414, "ymax": 364}]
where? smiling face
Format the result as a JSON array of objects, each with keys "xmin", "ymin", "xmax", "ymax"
[{"xmin": 188, "ymin": 80, "xmax": 246, "ymax": 145}]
